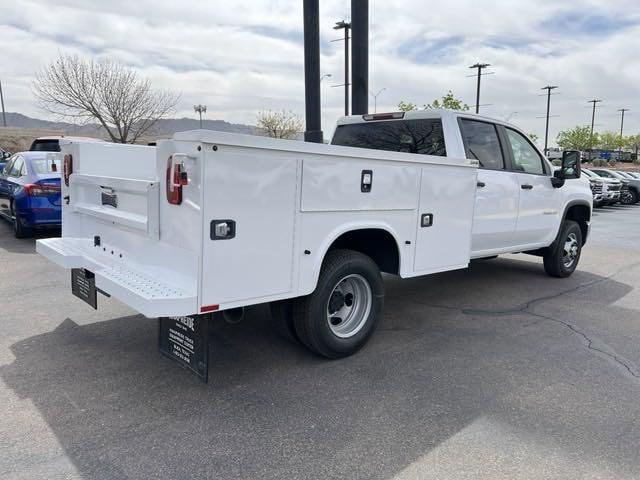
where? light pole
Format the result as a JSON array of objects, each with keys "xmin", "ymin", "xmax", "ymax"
[
  {"xmin": 469, "ymin": 63, "xmax": 490, "ymax": 114},
  {"xmin": 541, "ymin": 85, "xmax": 558, "ymax": 156},
  {"xmin": 333, "ymin": 20, "xmax": 351, "ymax": 116},
  {"xmin": 588, "ymin": 99, "xmax": 602, "ymax": 160},
  {"xmin": 370, "ymin": 88, "xmax": 386, "ymax": 113},
  {"xmin": 618, "ymin": 108, "xmax": 630, "ymax": 160},
  {"xmin": 0, "ymin": 79, "xmax": 6, "ymax": 127},
  {"xmin": 194, "ymin": 104, "xmax": 207, "ymax": 129}
]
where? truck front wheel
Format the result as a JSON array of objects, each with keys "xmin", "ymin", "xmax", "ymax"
[
  {"xmin": 293, "ymin": 249, "xmax": 384, "ymax": 358},
  {"xmin": 543, "ymin": 220, "xmax": 583, "ymax": 278}
]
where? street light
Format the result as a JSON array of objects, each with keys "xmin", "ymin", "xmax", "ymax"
[
  {"xmin": 333, "ymin": 20, "xmax": 351, "ymax": 116},
  {"xmin": 370, "ymin": 88, "xmax": 386, "ymax": 113},
  {"xmin": 194, "ymin": 104, "xmax": 207, "ymax": 129}
]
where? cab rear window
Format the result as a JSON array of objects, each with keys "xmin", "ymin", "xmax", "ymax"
[
  {"xmin": 30, "ymin": 140, "xmax": 60, "ymax": 152},
  {"xmin": 332, "ymin": 119, "xmax": 446, "ymax": 156}
]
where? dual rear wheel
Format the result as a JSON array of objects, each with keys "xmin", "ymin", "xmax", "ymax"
[{"xmin": 271, "ymin": 249, "xmax": 384, "ymax": 359}]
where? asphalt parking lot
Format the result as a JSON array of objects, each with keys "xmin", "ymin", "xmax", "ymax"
[{"xmin": 1, "ymin": 205, "xmax": 640, "ymax": 480}]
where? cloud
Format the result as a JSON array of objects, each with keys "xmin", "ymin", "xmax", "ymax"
[{"xmin": 1, "ymin": 0, "xmax": 639, "ymax": 145}]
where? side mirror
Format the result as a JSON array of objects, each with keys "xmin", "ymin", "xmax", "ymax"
[
  {"xmin": 561, "ymin": 150, "xmax": 581, "ymax": 179},
  {"xmin": 551, "ymin": 150, "xmax": 581, "ymax": 188}
]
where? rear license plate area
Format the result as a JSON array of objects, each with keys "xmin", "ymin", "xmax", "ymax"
[{"xmin": 71, "ymin": 268, "xmax": 97, "ymax": 309}]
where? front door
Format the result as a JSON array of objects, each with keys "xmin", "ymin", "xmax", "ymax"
[
  {"xmin": 0, "ymin": 157, "xmax": 15, "ymax": 217},
  {"xmin": 503, "ymin": 128, "xmax": 559, "ymax": 247}
]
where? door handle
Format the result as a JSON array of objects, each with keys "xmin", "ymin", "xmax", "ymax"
[
  {"xmin": 476, "ymin": 181, "xmax": 486, "ymax": 188},
  {"xmin": 521, "ymin": 184, "xmax": 534, "ymax": 190}
]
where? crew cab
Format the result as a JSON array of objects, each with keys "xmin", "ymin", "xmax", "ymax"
[{"xmin": 36, "ymin": 109, "xmax": 591, "ymax": 363}]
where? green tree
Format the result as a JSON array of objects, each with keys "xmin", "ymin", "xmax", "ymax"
[
  {"xmin": 626, "ymin": 134, "xmax": 640, "ymax": 161},
  {"xmin": 598, "ymin": 131, "xmax": 625, "ymax": 151},
  {"xmin": 425, "ymin": 91, "xmax": 470, "ymax": 111},
  {"xmin": 397, "ymin": 91, "xmax": 470, "ymax": 112},
  {"xmin": 397, "ymin": 100, "xmax": 418, "ymax": 112},
  {"xmin": 528, "ymin": 133, "xmax": 539, "ymax": 144},
  {"xmin": 556, "ymin": 126, "xmax": 598, "ymax": 151}
]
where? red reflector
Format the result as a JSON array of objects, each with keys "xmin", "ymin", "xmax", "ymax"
[
  {"xmin": 200, "ymin": 304, "xmax": 219, "ymax": 313},
  {"xmin": 362, "ymin": 112, "xmax": 405, "ymax": 121},
  {"xmin": 63, "ymin": 154, "xmax": 72, "ymax": 186}
]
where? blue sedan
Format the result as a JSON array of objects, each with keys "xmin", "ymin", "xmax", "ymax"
[{"xmin": 0, "ymin": 152, "xmax": 62, "ymax": 238}]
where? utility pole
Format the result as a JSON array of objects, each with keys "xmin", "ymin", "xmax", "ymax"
[
  {"xmin": 541, "ymin": 85, "xmax": 558, "ymax": 156},
  {"xmin": 303, "ymin": 0, "xmax": 323, "ymax": 143},
  {"xmin": 0, "ymin": 79, "xmax": 6, "ymax": 127},
  {"xmin": 370, "ymin": 88, "xmax": 386, "ymax": 113},
  {"xmin": 333, "ymin": 21, "xmax": 351, "ymax": 116},
  {"xmin": 588, "ymin": 99, "xmax": 602, "ymax": 160},
  {"xmin": 351, "ymin": 0, "xmax": 369, "ymax": 115},
  {"xmin": 618, "ymin": 108, "xmax": 630, "ymax": 160},
  {"xmin": 193, "ymin": 104, "xmax": 207, "ymax": 129},
  {"xmin": 469, "ymin": 63, "xmax": 490, "ymax": 114}
]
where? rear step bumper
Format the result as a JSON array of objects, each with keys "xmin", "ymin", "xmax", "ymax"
[{"xmin": 36, "ymin": 238, "xmax": 197, "ymax": 318}]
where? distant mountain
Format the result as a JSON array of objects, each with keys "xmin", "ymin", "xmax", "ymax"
[{"xmin": 1, "ymin": 112, "xmax": 257, "ymax": 139}]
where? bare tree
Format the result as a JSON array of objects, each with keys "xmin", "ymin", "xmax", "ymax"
[
  {"xmin": 255, "ymin": 110, "xmax": 303, "ymax": 139},
  {"xmin": 33, "ymin": 54, "xmax": 179, "ymax": 143}
]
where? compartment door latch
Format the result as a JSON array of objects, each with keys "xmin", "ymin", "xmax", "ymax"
[{"xmin": 210, "ymin": 220, "xmax": 236, "ymax": 240}]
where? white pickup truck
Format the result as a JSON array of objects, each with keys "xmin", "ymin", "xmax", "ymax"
[{"xmin": 37, "ymin": 109, "xmax": 591, "ymax": 363}]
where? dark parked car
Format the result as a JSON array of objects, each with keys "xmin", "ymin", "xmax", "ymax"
[
  {"xmin": 0, "ymin": 152, "xmax": 62, "ymax": 237},
  {"xmin": 589, "ymin": 168, "xmax": 638, "ymax": 205}
]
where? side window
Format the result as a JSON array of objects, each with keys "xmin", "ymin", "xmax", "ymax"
[
  {"xmin": 459, "ymin": 119, "xmax": 505, "ymax": 170},
  {"xmin": 332, "ymin": 119, "xmax": 447, "ymax": 156},
  {"xmin": 9, "ymin": 157, "xmax": 24, "ymax": 177},
  {"xmin": 2, "ymin": 158, "xmax": 14, "ymax": 176},
  {"xmin": 505, "ymin": 129, "xmax": 545, "ymax": 175}
]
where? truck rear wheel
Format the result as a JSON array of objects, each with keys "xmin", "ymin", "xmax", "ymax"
[
  {"xmin": 293, "ymin": 249, "xmax": 384, "ymax": 359},
  {"xmin": 543, "ymin": 220, "xmax": 582, "ymax": 278}
]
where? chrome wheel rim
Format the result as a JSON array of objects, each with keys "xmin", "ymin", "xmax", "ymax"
[
  {"xmin": 326, "ymin": 274, "xmax": 372, "ymax": 338},
  {"xmin": 563, "ymin": 232, "xmax": 579, "ymax": 268}
]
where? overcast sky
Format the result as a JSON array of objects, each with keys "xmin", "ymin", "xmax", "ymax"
[{"xmin": 2, "ymin": 0, "xmax": 639, "ymax": 144}]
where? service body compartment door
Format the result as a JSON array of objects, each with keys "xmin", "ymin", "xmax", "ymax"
[
  {"xmin": 413, "ymin": 165, "xmax": 477, "ymax": 273},
  {"xmin": 200, "ymin": 146, "xmax": 298, "ymax": 306}
]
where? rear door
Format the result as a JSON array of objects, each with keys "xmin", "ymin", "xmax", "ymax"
[
  {"xmin": 458, "ymin": 118, "xmax": 519, "ymax": 254},
  {"xmin": 502, "ymin": 127, "xmax": 559, "ymax": 247}
]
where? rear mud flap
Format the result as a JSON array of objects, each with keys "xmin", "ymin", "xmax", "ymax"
[{"xmin": 158, "ymin": 314, "xmax": 211, "ymax": 383}]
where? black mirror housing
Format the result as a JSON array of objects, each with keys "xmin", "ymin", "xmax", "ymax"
[{"xmin": 561, "ymin": 150, "xmax": 581, "ymax": 180}]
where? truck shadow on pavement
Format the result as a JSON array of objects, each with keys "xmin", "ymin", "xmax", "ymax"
[{"xmin": 2, "ymin": 258, "xmax": 640, "ymax": 479}]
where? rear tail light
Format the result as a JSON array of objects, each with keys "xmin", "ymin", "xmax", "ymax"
[
  {"xmin": 63, "ymin": 154, "xmax": 73, "ymax": 186},
  {"xmin": 24, "ymin": 183, "xmax": 61, "ymax": 196},
  {"xmin": 166, "ymin": 156, "xmax": 188, "ymax": 205}
]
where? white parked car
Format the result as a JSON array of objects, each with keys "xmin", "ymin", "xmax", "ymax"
[{"xmin": 37, "ymin": 109, "xmax": 592, "ymax": 364}]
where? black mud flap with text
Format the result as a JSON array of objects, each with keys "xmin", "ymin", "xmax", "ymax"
[{"xmin": 158, "ymin": 314, "xmax": 211, "ymax": 383}]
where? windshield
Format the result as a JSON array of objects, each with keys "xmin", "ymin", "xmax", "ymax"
[{"xmin": 332, "ymin": 119, "xmax": 447, "ymax": 156}]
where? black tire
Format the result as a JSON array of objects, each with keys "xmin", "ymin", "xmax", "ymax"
[
  {"xmin": 269, "ymin": 300, "xmax": 300, "ymax": 344},
  {"xmin": 292, "ymin": 249, "xmax": 384, "ymax": 359},
  {"xmin": 11, "ymin": 203, "xmax": 30, "ymax": 239},
  {"xmin": 543, "ymin": 220, "xmax": 582, "ymax": 278},
  {"xmin": 630, "ymin": 189, "xmax": 639, "ymax": 204}
]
